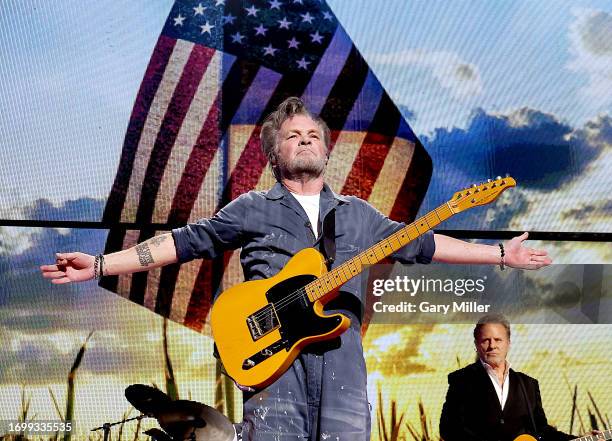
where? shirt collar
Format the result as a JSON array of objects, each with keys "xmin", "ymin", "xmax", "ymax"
[
  {"xmin": 480, "ymin": 358, "xmax": 511, "ymax": 376},
  {"xmin": 264, "ymin": 181, "xmax": 350, "ymax": 204}
]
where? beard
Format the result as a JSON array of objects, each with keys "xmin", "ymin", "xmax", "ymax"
[{"xmin": 277, "ymin": 151, "xmax": 327, "ymax": 180}]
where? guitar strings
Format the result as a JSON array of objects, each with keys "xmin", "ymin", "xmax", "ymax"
[{"xmin": 250, "ymin": 236, "xmax": 401, "ymax": 321}]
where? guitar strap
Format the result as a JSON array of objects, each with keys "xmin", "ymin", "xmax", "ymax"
[
  {"xmin": 321, "ymin": 208, "xmax": 336, "ymax": 270},
  {"xmin": 517, "ymin": 373, "xmax": 541, "ymax": 440}
]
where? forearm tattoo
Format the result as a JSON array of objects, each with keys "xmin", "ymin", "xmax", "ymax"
[
  {"xmin": 149, "ymin": 235, "xmax": 167, "ymax": 247},
  {"xmin": 136, "ymin": 242, "xmax": 154, "ymax": 267}
]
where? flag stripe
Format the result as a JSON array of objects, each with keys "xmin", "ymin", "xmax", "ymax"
[
  {"xmin": 341, "ymin": 93, "xmax": 401, "ymax": 199},
  {"xmin": 188, "ymin": 147, "xmax": 223, "ymax": 222},
  {"xmin": 302, "ymin": 28, "xmax": 354, "ymax": 115},
  {"xmin": 120, "ymin": 39, "xmax": 196, "ymax": 223},
  {"xmin": 317, "ymin": 70, "xmax": 384, "ymax": 197},
  {"xmin": 168, "ymin": 259, "xmax": 202, "ymax": 323},
  {"xmin": 114, "ymin": 229, "xmax": 141, "ymax": 297},
  {"xmin": 145, "ymin": 260, "xmax": 163, "ymax": 311},
  {"xmin": 167, "ymin": 94, "xmax": 221, "ymax": 224},
  {"xmin": 183, "ymin": 261, "xmax": 214, "ymax": 331},
  {"xmin": 152, "ymin": 51, "xmax": 225, "ymax": 224},
  {"xmin": 128, "ymin": 228, "xmax": 156, "ymax": 303},
  {"xmin": 219, "ymin": 59, "xmax": 262, "ymax": 134},
  {"xmin": 389, "ymin": 136, "xmax": 433, "ymax": 220},
  {"xmin": 229, "ymin": 67, "xmax": 284, "ymax": 126},
  {"xmin": 134, "ymin": 44, "xmax": 216, "ymax": 225},
  {"xmin": 324, "ymin": 130, "xmax": 368, "ymax": 193},
  {"xmin": 340, "ymin": 70, "xmax": 384, "ymax": 132},
  {"xmin": 102, "ymin": 35, "xmax": 177, "ymax": 224},
  {"xmin": 368, "ymin": 137, "xmax": 415, "ymax": 215},
  {"xmin": 184, "ymin": 255, "xmax": 231, "ymax": 331},
  {"xmin": 319, "ymin": 46, "xmax": 370, "ymax": 140},
  {"xmin": 125, "ymin": 43, "xmax": 216, "ymax": 306}
]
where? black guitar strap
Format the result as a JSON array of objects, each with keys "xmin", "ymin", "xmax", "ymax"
[
  {"xmin": 321, "ymin": 208, "xmax": 336, "ymax": 270},
  {"xmin": 517, "ymin": 373, "xmax": 541, "ymax": 440}
]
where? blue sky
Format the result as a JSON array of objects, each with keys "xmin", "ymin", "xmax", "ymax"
[{"xmin": 332, "ymin": 0, "xmax": 612, "ymax": 133}]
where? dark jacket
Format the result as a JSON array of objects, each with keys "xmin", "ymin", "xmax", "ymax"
[{"xmin": 440, "ymin": 362, "xmax": 574, "ymax": 441}]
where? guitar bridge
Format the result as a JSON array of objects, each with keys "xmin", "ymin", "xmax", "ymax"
[{"xmin": 246, "ymin": 304, "xmax": 280, "ymax": 341}]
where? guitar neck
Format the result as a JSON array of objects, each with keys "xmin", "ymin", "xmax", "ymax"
[
  {"xmin": 305, "ymin": 201, "xmax": 455, "ymax": 302},
  {"xmin": 572, "ymin": 429, "xmax": 612, "ymax": 441}
]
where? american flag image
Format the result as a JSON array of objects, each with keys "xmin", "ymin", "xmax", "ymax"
[{"xmin": 100, "ymin": 0, "xmax": 432, "ymax": 333}]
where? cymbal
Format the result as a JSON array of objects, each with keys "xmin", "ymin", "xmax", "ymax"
[
  {"xmin": 157, "ymin": 400, "xmax": 235, "ymax": 441},
  {"xmin": 124, "ymin": 384, "xmax": 171, "ymax": 415},
  {"xmin": 124, "ymin": 385, "xmax": 235, "ymax": 440}
]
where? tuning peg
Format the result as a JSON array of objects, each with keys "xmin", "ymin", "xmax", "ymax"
[
  {"xmin": 496, "ymin": 176, "xmax": 502, "ymax": 180},
  {"xmin": 472, "ymin": 183, "xmax": 477, "ymax": 188},
  {"xmin": 487, "ymin": 178, "xmax": 492, "ymax": 183}
]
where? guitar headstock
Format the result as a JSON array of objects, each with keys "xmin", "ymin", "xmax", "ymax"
[{"xmin": 448, "ymin": 176, "xmax": 516, "ymax": 213}]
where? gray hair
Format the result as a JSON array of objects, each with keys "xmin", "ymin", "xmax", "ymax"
[
  {"xmin": 473, "ymin": 313, "xmax": 511, "ymax": 340},
  {"xmin": 260, "ymin": 97, "xmax": 331, "ymax": 181}
]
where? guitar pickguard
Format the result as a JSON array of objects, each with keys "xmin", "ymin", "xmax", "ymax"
[{"xmin": 242, "ymin": 274, "xmax": 343, "ymax": 370}]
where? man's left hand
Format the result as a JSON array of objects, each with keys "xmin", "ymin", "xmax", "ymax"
[{"xmin": 504, "ymin": 232, "xmax": 552, "ymax": 270}]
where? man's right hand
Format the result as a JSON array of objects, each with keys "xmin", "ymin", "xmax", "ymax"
[{"xmin": 40, "ymin": 252, "xmax": 96, "ymax": 284}]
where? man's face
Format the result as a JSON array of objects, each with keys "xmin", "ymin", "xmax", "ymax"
[
  {"xmin": 475, "ymin": 323, "xmax": 510, "ymax": 368},
  {"xmin": 275, "ymin": 114, "xmax": 328, "ymax": 179}
]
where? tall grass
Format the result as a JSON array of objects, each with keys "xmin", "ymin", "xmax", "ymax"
[
  {"xmin": 162, "ymin": 319, "xmax": 179, "ymax": 400},
  {"xmin": 376, "ymin": 385, "xmax": 405, "ymax": 441},
  {"xmin": 63, "ymin": 332, "xmax": 93, "ymax": 441}
]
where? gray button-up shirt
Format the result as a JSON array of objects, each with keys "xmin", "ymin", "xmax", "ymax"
[{"xmin": 172, "ymin": 182, "xmax": 435, "ymax": 306}]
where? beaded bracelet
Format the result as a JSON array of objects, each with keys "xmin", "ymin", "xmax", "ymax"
[
  {"xmin": 93, "ymin": 254, "xmax": 100, "ymax": 280},
  {"xmin": 498, "ymin": 243, "xmax": 505, "ymax": 271}
]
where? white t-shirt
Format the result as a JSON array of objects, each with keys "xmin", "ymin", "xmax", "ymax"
[{"xmin": 291, "ymin": 192, "xmax": 320, "ymax": 238}]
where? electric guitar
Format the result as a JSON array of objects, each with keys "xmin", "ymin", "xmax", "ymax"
[
  {"xmin": 515, "ymin": 428, "xmax": 611, "ymax": 441},
  {"xmin": 210, "ymin": 177, "xmax": 516, "ymax": 388}
]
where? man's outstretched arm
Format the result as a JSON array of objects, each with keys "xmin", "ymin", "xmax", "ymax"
[
  {"xmin": 40, "ymin": 233, "xmax": 178, "ymax": 284},
  {"xmin": 433, "ymin": 232, "xmax": 552, "ymax": 269}
]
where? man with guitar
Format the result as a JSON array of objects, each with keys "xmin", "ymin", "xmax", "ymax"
[
  {"xmin": 42, "ymin": 97, "xmax": 552, "ymax": 441},
  {"xmin": 440, "ymin": 314, "xmax": 606, "ymax": 441}
]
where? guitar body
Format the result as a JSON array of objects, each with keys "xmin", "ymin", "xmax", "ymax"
[
  {"xmin": 515, "ymin": 433, "xmax": 610, "ymax": 441},
  {"xmin": 210, "ymin": 247, "xmax": 351, "ymax": 389},
  {"xmin": 514, "ymin": 435, "xmax": 537, "ymax": 441}
]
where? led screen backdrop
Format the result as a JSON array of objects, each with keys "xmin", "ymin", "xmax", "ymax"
[{"xmin": 0, "ymin": 0, "xmax": 610, "ymax": 439}]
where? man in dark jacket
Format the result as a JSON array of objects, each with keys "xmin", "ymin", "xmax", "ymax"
[{"xmin": 440, "ymin": 314, "xmax": 597, "ymax": 441}]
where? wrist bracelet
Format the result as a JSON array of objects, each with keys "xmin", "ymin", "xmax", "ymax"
[
  {"xmin": 99, "ymin": 254, "xmax": 105, "ymax": 278},
  {"xmin": 498, "ymin": 243, "xmax": 505, "ymax": 271},
  {"xmin": 93, "ymin": 254, "xmax": 100, "ymax": 280}
]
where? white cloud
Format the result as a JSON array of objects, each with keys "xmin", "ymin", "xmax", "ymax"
[
  {"xmin": 0, "ymin": 226, "xmax": 38, "ymax": 255},
  {"xmin": 368, "ymin": 49, "xmax": 483, "ymax": 100},
  {"xmin": 567, "ymin": 8, "xmax": 612, "ymax": 105}
]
